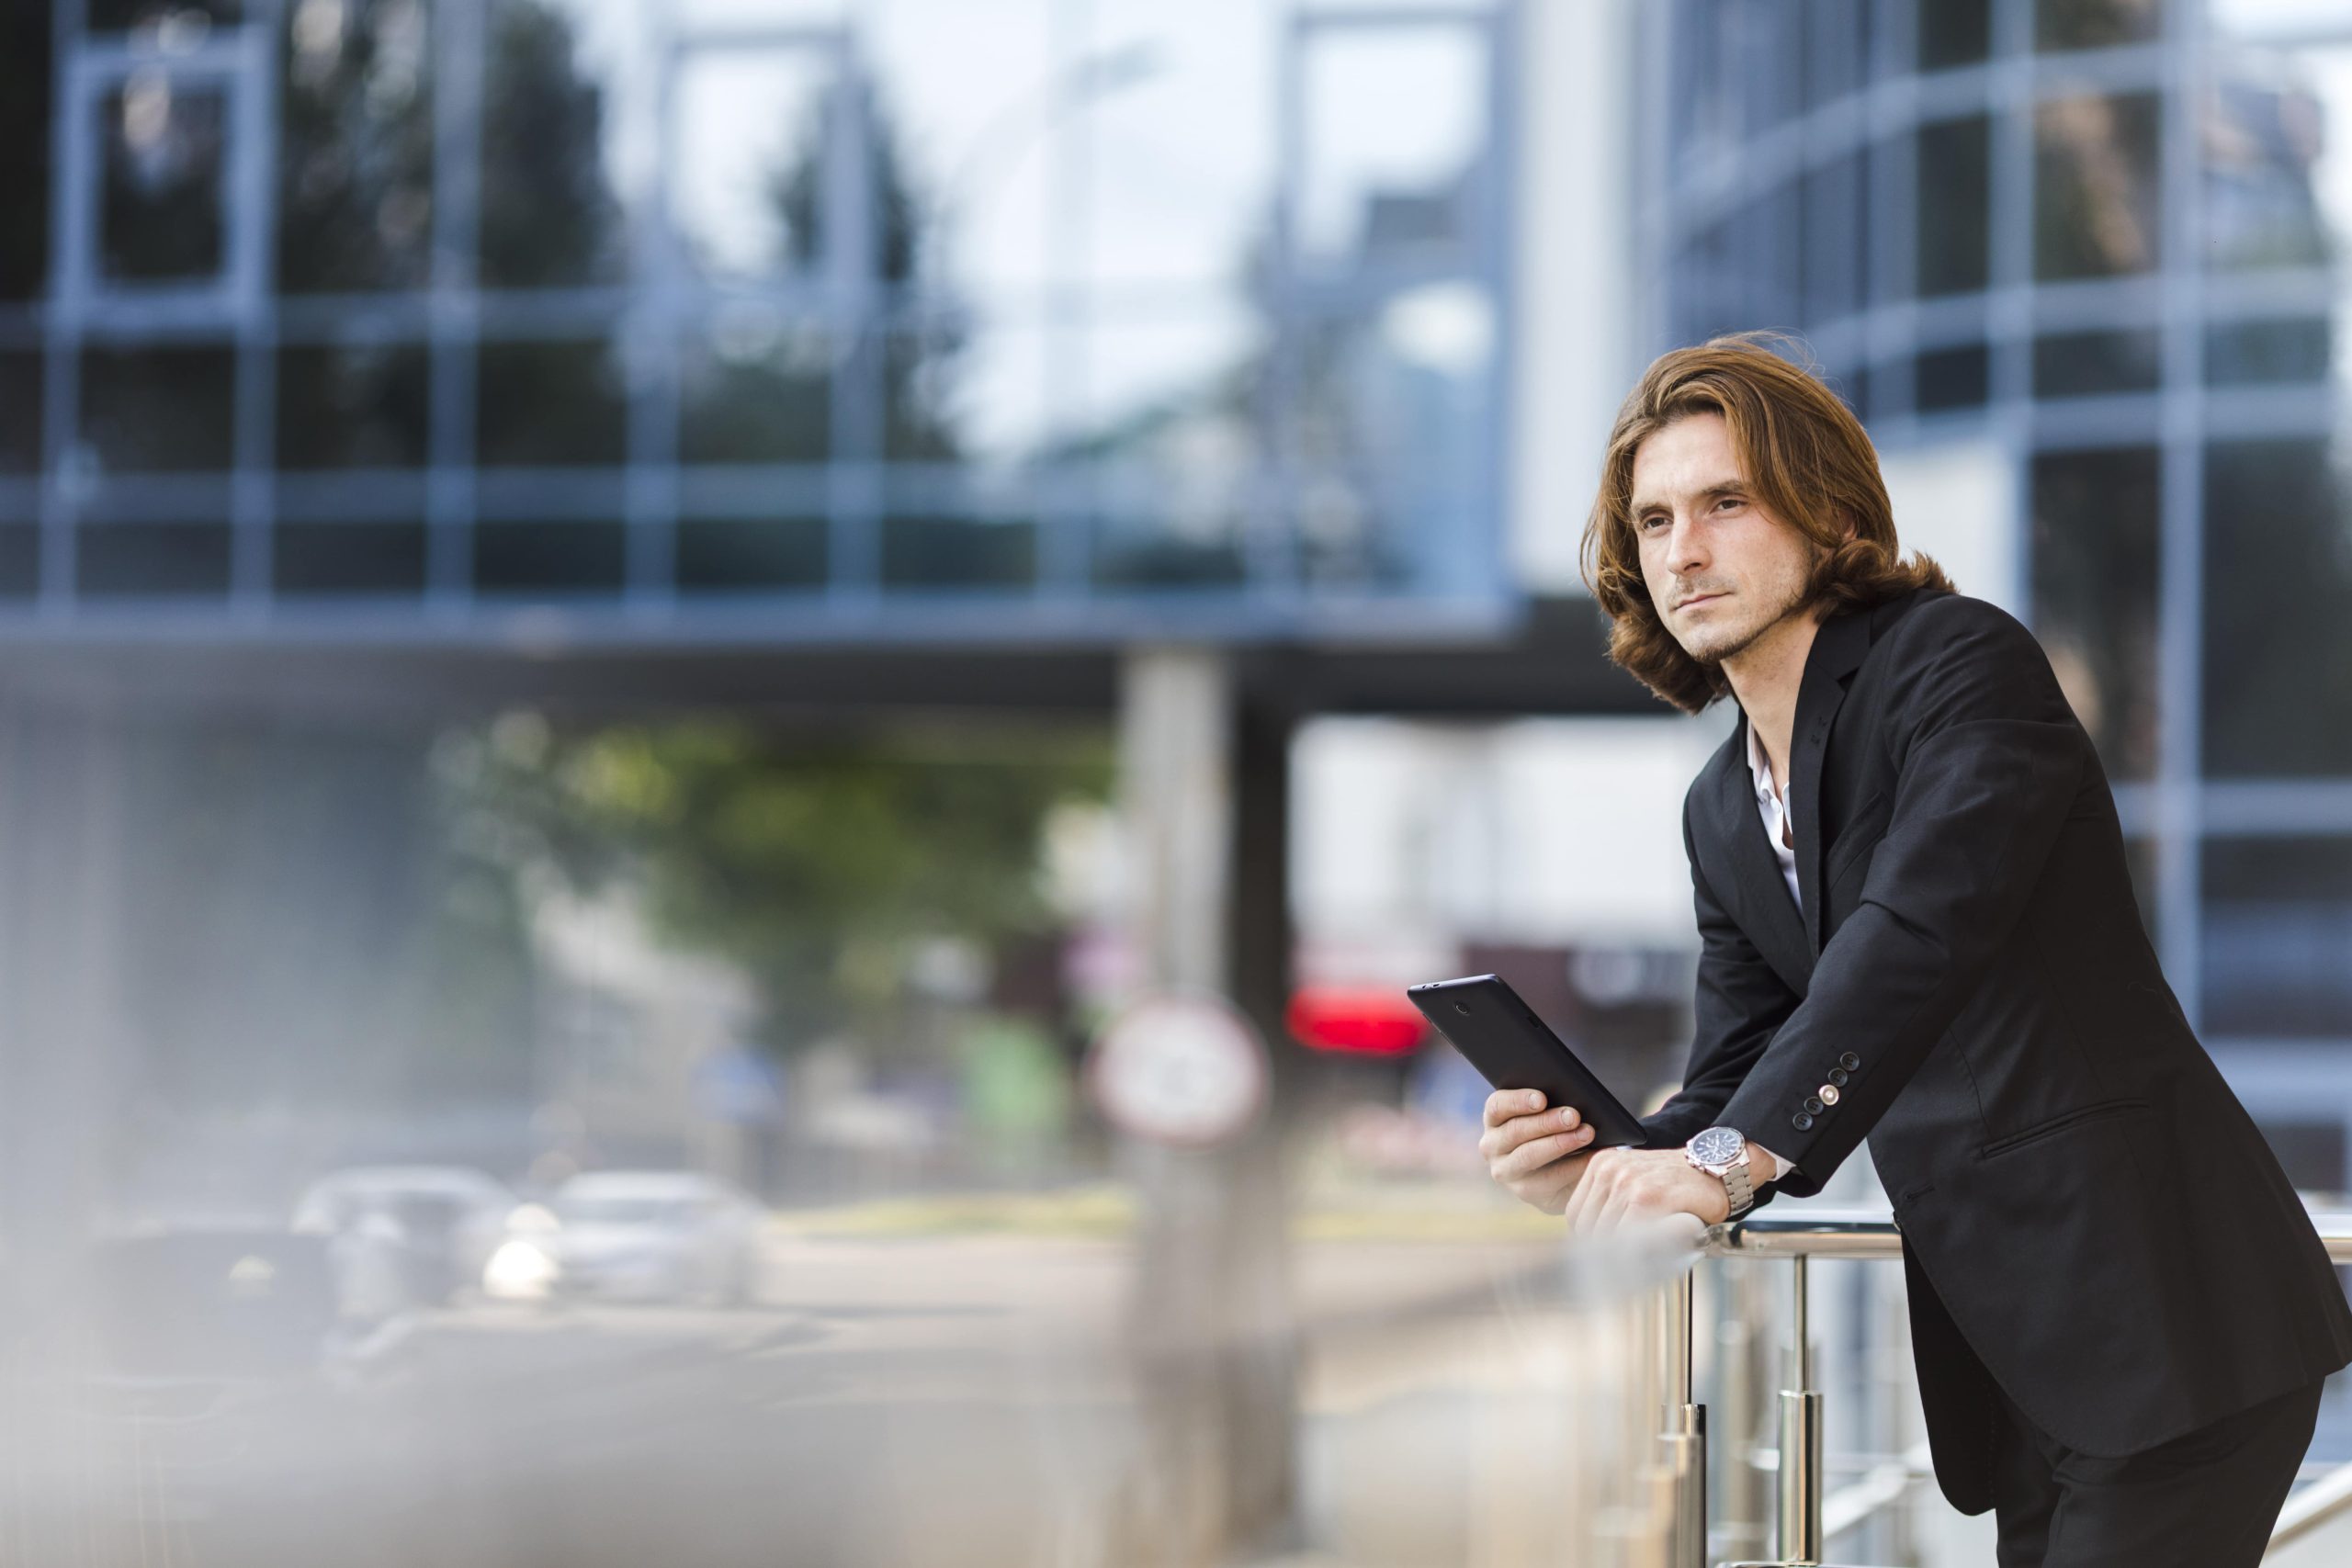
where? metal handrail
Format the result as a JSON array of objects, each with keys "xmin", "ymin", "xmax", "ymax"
[{"xmin": 1660, "ymin": 1203, "xmax": 2352, "ymax": 1564}]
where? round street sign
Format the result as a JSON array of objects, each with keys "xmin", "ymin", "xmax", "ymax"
[{"xmin": 1086, "ymin": 992, "xmax": 1269, "ymax": 1147}]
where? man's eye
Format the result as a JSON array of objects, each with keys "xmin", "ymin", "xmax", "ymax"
[
  {"xmin": 1639, "ymin": 515, "xmax": 1666, "ymax": 532},
  {"xmin": 1715, "ymin": 495, "xmax": 1743, "ymax": 511}
]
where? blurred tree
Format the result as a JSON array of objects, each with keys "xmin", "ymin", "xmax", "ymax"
[
  {"xmin": 479, "ymin": 0, "xmax": 623, "ymax": 288},
  {"xmin": 439, "ymin": 716, "xmax": 1110, "ymax": 1057},
  {"xmin": 277, "ymin": 0, "xmax": 436, "ymax": 293}
]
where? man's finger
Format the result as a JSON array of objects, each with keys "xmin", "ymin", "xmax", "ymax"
[
  {"xmin": 1495, "ymin": 1127, "xmax": 1594, "ymax": 1180},
  {"xmin": 1483, "ymin": 1089, "xmax": 1546, "ymax": 1129}
]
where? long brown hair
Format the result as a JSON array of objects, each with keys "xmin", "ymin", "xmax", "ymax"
[{"xmin": 1579, "ymin": 333, "xmax": 1955, "ymax": 715}]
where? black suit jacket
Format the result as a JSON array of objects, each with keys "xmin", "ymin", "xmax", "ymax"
[{"xmin": 1642, "ymin": 586, "xmax": 2352, "ymax": 1512}]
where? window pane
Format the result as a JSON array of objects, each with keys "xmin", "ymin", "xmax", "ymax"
[
  {"xmin": 1802, "ymin": 152, "xmax": 1866, "ymax": 324},
  {"xmin": 1742, "ymin": 6, "xmax": 1805, "ymax": 133},
  {"xmin": 0, "ymin": 526, "xmax": 35, "ymax": 597},
  {"xmin": 475, "ymin": 339, "xmax": 627, "ymax": 467},
  {"xmin": 2203, "ymin": 838, "xmax": 2352, "ymax": 1037},
  {"xmin": 676, "ymin": 516, "xmax": 827, "ymax": 591},
  {"xmin": 88, "ymin": 0, "xmax": 244, "ymax": 28},
  {"xmin": 670, "ymin": 48, "xmax": 832, "ymax": 282},
  {"xmin": 2036, "ymin": 92, "xmax": 2163, "ymax": 279},
  {"xmin": 81, "ymin": 345, "xmax": 236, "ymax": 471},
  {"xmin": 1297, "ymin": 26, "xmax": 1489, "ymax": 274},
  {"xmin": 1087, "ymin": 0, "xmax": 1274, "ymax": 288},
  {"xmin": 2205, "ymin": 316, "xmax": 2334, "ymax": 385},
  {"xmin": 1919, "ymin": 115, "xmax": 1991, "ymax": 297},
  {"xmin": 78, "ymin": 521, "xmax": 232, "ymax": 596},
  {"xmin": 2202, "ymin": 439, "xmax": 2352, "ymax": 775},
  {"xmin": 2031, "ymin": 446, "xmax": 2160, "ymax": 781},
  {"xmin": 2033, "ymin": 328, "xmax": 2161, "ymax": 396},
  {"xmin": 277, "ymin": 343, "xmax": 430, "ymax": 468},
  {"xmin": 0, "ymin": 6, "xmax": 53, "ymax": 301},
  {"xmin": 867, "ymin": 0, "xmax": 1054, "ymax": 291},
  {"xmin": 277, "ymin": 0, "xmax": 435, "ymax": 293},
  {"xmin": 0, "ymin": 351, "xmax": 41, "ymax": 474},
  {"xmin": 101, "ymin": 74, "xmax": 226, "ymax": 283},
  {"xmin": 2037, "ymin": 0, "xmax": 2161, "ymax": 51},
  {"xmin": 679, "ymin": 313, "xmax": 833, "ymax": 465},
  {"xmin": 2202, "ymin": 47, "xmax": 2352, "ymax": 273},
  {"xmin": 1921, "ymin": 0, "xmax": 1992, "ymax": 71},
  {"xmin": 880, "ymin": 513, "xmax": 1036, "ymax": 590},
  {"xmin": 1804, "ymin": 0, "xmax": 1868, "ymax": 107},
  {"xmin": 1916, "ymin": 343, "xmax": 1990, "ymax": 410},
  {"xmin": 479, "ymin": 0, "xmax": 624, "ymax": 288},
  {"xmin": 474, "ymin": 520, "xmax": 626, "ymax": 595},
  {"xmin": 274, "ymin": 521, "xmax": 428, "ymax": 594}
]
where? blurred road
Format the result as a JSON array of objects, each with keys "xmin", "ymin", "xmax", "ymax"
[{"xmin": 0, "ymin": 1221, "xmax": 1601, "ymax": 1568}]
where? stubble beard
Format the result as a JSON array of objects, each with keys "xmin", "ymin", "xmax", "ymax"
[{"xmin": 1683, "ymin": 571, "xmax": 1814, "ymax": 669}]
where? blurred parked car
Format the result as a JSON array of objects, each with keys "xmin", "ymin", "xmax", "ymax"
[
  {"xmin": 484, "ymin": 1171, "xmax": 763, "ymax": 1306},
  {"xmin": 290, "ymin": 1166, "xmax": 517, "ymax": 1310}
]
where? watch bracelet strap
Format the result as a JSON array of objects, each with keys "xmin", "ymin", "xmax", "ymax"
[{"xmin": 1723, "ymin": 1156, "xmax": 1755, "ymax": 1217}]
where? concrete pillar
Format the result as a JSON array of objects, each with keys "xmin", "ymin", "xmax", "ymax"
[{"xmin": 1114, "ymin": 648, "xmax": 1300, "ymax": 1566}]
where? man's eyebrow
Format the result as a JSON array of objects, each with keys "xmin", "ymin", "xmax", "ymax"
[{"xmin": 1630, "ymin": 480, "xmax": 1747, "ymax": 517}]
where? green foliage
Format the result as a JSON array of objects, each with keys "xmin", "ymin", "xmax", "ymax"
[{"xmin": 440, "ymin": 715, "xmax": 1111, "ymax": 1055}]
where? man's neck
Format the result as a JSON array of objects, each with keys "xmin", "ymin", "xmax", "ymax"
[{"xmin": 1724, "ymin": 604, "xmax": 1827, "ymax": 793}]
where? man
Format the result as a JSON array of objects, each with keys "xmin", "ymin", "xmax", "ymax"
[{"xmin": 1479, "ymin": 336, "xmax": 2352, "ymax": 1565}]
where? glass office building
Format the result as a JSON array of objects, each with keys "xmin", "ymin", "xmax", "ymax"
[
  {"xmin": 0, "ymin": 0, "xmax": 1517, "ymax": 642},
  {"xmin": 1642, "ymin": 0, "xmax": 2352, "ymax": 1179}
]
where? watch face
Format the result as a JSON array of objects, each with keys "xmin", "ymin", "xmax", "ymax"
[{"xmin": 1690, "ymin": 1126, "xmax": 1746, "ymax": 1168}]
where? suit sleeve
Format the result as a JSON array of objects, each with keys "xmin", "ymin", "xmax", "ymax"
[
  {"xmin": 1714, "ymin": 598, "xmax": 2090, "ymax": 1196},
  {"xmin": 1641, "ymin": 786, "xmax": 1804, "ymax": 1171}
]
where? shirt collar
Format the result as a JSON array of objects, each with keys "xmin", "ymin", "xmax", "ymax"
[{"xmin": 1744, "ymin": 714, "xmax": 1779, "ymax": 804}]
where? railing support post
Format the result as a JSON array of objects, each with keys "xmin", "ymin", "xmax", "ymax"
[
  {"xmin": 1777, "ymin": 1256, "xmax": 1825, "ymax": 1565},
  {"xmin": 1660, "ymin": 1265, "xmax": 1707, "ymax": 1568}
]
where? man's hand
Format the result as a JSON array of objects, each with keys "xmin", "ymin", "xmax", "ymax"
[
  {"xmin": 1479, "ymin": 1089, "xmax": 1599, "ymax": 1215},
  {"xmin": 1561, "ymin": 1146, "xmax": 1731, "ymax": 1235}
]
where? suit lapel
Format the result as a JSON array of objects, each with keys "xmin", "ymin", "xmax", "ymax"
[
  {"xmin": 1718, "ymin": 708, "xmax": 1811, "ymax": 988},
  {"xmin": 1790, "ymin": 605, "xmax": 1874, "ymax": 957}
]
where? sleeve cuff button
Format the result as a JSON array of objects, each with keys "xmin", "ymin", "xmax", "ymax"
[{"xmin": 1792, "ymin": 1111, "xmax": 1815, "ymax": 1132}]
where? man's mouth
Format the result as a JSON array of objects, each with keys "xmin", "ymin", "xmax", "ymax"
[{"xmin": 1679, "ymin": 592, "xmax": 1727, "ymax": 610}]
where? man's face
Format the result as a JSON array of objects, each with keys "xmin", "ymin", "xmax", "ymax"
[{"xmin": 1628, "ymin": 412, "xmax": 1819, "ymax": 666}]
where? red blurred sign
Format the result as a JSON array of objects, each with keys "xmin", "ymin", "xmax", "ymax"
[{"xmin": 1286, "ymin": 987, "xmax": 1429, "ymax": 1056}]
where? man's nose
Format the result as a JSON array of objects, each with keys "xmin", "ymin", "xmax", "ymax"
[{"xmin": 1665, "ymin": 514, "xmax": 1707, "ymax": 574}]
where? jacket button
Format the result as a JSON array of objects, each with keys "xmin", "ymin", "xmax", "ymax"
[
  {"xmin": 1827, "ymin": 1067, "xmax": 1849, "ymax": 1087},
  {"xmin": 1803, "ymin": 1096, "xmax": 1825, "ymax": 1114},
  {"xmin": 1792, "ymin": 1111, "xmax": 1815, "ymax": 1132},
  {"xmin": 1838, "ymin": 1052, "xmax": 1861, "ymax": 1071},
  {"xmin": 1818, "ymin": 1085, "xmax": 1841, "ymax": 1106}
]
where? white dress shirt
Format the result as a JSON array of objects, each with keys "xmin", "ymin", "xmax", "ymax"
[{"xmin": 1740, "ymin": 716, "xmax": 1800, "ymax": 1184}]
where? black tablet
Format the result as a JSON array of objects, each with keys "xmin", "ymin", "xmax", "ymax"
[{"xmin": 1407, "ymin": 974, "xmax": 1649, "ymax": 1148}]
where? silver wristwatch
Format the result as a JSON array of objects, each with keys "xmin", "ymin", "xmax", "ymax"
[{"xmin": 1685, "ymin": 1125, "xmax": 1756, "ymax": 1219}]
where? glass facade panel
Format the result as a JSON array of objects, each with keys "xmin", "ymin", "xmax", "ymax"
[
  {"xmin": 1801, "ymin": 152, "xmax": 1866, "ymax": 325},
  {"xmin": 479, "ymin": 0, "xmax": 626, "ymax": 288},
  {"xmin": 2031, "ymin": 446, "xmax": 2160, "ymax": 781},
  {"xmin": 475, "ymin": 339, "xmax": 628, "ymax": 467},
  {"xmin": 100, "ymin": 75, "xmax": 226, "ymax": 283},
  {"xmin": 669, "ymin": 48, "xmax": 833, "ymax": 282},
  {"xmin": 0, "ymin": 351, "xmax": 41, "ymax": 474},
  {"xmin": 0, "ymin": 6, "xmax": 53, "ymax": 301},
  {"xmin": 80, "ymin": 345, "xmax": 235, "ymax": 471},
  {"xmin": 274, "ymin": 520, "xmax": 428, "ymax": 595},
  {"xmin": 1918, "ymin": 114, "xmax": 1992, "ymax": 297},
  {"xmin": 2203, "ymin": 838, "xmax": 2352, "ymax": 1036},
  {"xmin": 474, "ymin": 519, "xmax": 627, "ymax": 595},
  {"xmin": 678, "ymin": 315, "xmax": 834, "ymax": 466},
  {"xmin": 1921, "ymin": 0, "xmax": 1993, "ymax": 71},
  {"xmin": 2033, "ymin": 328, "xmax": 2162, "ymax": 396},
  {"xmin": 1297, "ymin": 26, "xmax": 1488, "ymax": 275},
  {"xmin": 2037, "ymin": 0, "xmax": 2162, "ymax": 51},
  {"xmin": 1087, "ymin": 0, "xmax": 1274, "ymax": 288},
  {"xmin": 78, "ymin": 520, "xmax": 232, "ymax": 596},
  {"xmin": 2203, "ymin": 47, "xmax": 2352, "ymax": 272},
  {"xmin": 2035, "ymin": 92, "xmax": 2163, "ymax": 279},
  {"xmin": 1915, "ymin": 342, "xmax": 1990, "ymax": 410},
  {"xmin": 0, "ymin": 527, "xmax": 35, "ymax": 597},
  {"xmin": 879, "ymin": 513, "xmax": 1036, "ymax": 590},
  {"xmin": 277, "ymin": 343, "xmax": 431, "ymax": 469},
  {"xmin": 675, "ymin": 516, "xmax": 828, "ymax": 592},
  {"xmin": 2204, "ymin": 315, "xmax": 2334, "ymax": 384},
  {"xmin": 2203, "ymin": 439, "xmax": 2352, "ymax": 776},
  {"xmin": 277, "ymin": 0, "xmax": 435, "ymax": 294}
]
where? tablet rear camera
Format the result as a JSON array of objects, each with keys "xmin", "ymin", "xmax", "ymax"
[{"xmin": 1454, "ymin": 1001, "xmax": 1472, "ymax": 1015}]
